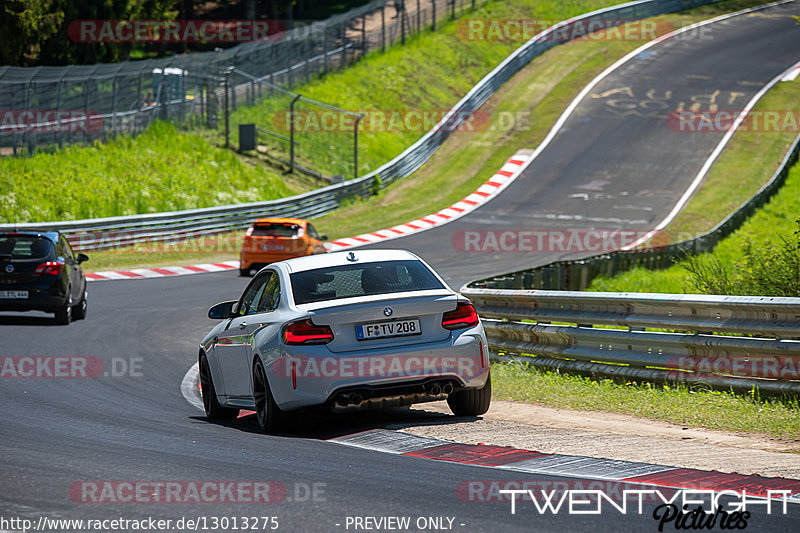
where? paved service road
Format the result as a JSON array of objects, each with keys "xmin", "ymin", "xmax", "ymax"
[{"xmin": 2, "ymin": 4, "xmax": 800, "ymax": 532}]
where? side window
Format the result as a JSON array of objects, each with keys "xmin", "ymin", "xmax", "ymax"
[
  {"xmin": 306, "ymin": 223, "xmax": 320, "ymax": 240},
  {"xmin": 238, "ymin": 273, "xmax": 270, "ymax": 316},
  {"xmin": 60, "ymin": 236, "xmax": 75, "ymax": 261},
  {"xmin": 55, "ymin": 237, "xmax": 66, "ymax": 261},
  {"xmin": 256, "ymin": 272, "xmax": 281, "ymax": 313}
]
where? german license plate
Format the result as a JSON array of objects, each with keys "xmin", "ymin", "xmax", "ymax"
[
  {"xmin": 356, "ymin": 319, "xmax": 421, "ymax": 340},
  {"xmin": 0, "ymin": 290, "xmax": 28, "ymax": 299},
  {"xmin": 262, "ymin": 244, "xmax": 284, "ymax": 251}
]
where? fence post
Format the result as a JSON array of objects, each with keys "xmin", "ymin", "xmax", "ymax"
[
  {"xmin": 224, "ymin": 67, "xmax": 233, "ymax": 149},
  {"xmin": 362, "ymin": 15, "xmax": 367, "ymax": 56},
  {"xmin": 381, "ymin": 2, "xmax": 386, "ymax": 51},
  {"xmin": 417, "ymin": 0, "xmax": 421, "ymax": 33},
  {"xmin": 451, "ymin": 0, "xmax": 455, "ymax": 19},
  {"xmin": 401, "ymin": 5, "xmax": 406, "ymax": 45},
  {"xmin": 354, "ymin": 113, "xmax": 365, "ymax": 180},
  {"xmin": 432, "ymin": 0, "xmax": 436, "ymax": 31},
  {"xmin": 290, "ymin": 94, "xmax": 302, "ymax": 172}
]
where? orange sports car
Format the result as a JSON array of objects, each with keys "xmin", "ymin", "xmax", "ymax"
[{"xmin": 239, "ymin": 218, "xmax": 327, "ymax": 276}]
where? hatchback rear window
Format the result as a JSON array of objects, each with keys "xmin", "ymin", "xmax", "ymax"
[
  {"xmin": 290, "ymin": 260, "xmax": 445, "ymax": 304},
  {"xmin": 250, "ymin": 223, "xmax": 302, "ymax": 237},
  {"xmin": 0, "ymin": 236, "xmax": 53, "ymax": 259}
]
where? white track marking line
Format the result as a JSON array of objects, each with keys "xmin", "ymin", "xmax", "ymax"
[{"xmin": 180, "ymin": 362, "xmax": 204, "ymax": 412}]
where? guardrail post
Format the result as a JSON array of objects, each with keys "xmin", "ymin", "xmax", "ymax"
[{"xmin": 289, "ymin": 94, "xmax": 302, "ymax": 172}]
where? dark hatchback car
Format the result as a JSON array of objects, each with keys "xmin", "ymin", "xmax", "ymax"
[{"xmin": 0, "ymin": 231, "xmax": 89, "ymax": 324}]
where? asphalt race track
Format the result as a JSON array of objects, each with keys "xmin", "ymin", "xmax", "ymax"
[
  {"xmin": 3, "ymin": 3, "xmax": 800, "ymax": 532},
  {"xmin": 365, "ymin": 2, "xmax": 800, "ymax": 288}
]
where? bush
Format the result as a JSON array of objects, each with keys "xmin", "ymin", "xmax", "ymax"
[{"xmin": 684, "ymin": 218, "xmax": 800, "ymax": 296}]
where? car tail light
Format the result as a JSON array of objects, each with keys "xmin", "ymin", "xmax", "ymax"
[
  {"xmin": 35, "ymin": 261, "xmax": 64, "ymax": 276},
  {"xmin": 442, "ymin": 301, "xmax": 480, "ymax": 330},
  {"xmin": 282, "ymin": 318, "xmax": 334, "ymax": 345}
]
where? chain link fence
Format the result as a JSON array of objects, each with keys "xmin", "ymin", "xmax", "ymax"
[{"xmin": 0, "ymin": 0, "xmax": 483, "ymax": 157}]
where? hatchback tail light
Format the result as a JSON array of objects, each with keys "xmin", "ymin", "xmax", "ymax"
[
  {"xmin": 282, "ymin": 318, "xmax": 334, "ymax": 345},
  {"xmin": 442, "ymin": 301, "xmax": 480, "ymax": 330},
  {"xmin": 35, "ymin": 261, "xmax": 64, "ymax": 276}
]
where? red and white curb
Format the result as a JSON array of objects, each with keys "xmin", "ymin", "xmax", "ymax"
[
  {"xmin": 85, "ymin": 151, "xmax": 531, "ymax": 282},
  {"xmin": 325, "ymin": 151, "xmax": 532, "ymax": 251},
  {"xmin": 328, "ymin": 429, "xmax": 800, "ymax": 503},
  {"xmin": 86, "ymin": 260, "xmax": 239, "ymax": 282}
]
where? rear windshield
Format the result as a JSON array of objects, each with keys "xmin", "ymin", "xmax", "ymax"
[
  {"xmin": 0, "ymin": 236, "xmax": 53, "ymax": 259},
  {"xmin": 250, "ymin": 223, "xmax": 301, "ymax": 237},
  {"xmin": 290, "ymin": 260, "xmax": 445, "ymax": 305}
]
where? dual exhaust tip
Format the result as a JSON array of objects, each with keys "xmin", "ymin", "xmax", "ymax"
[{"xmin": 425, "ymin": 381, "xmax": 454, "ymax": 396}]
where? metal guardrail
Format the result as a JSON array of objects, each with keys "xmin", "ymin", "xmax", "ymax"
[
  {"xmin": 0, "ymin": 0, "xmax": 722, "ymax": 250},
  {"xmin": 462, "ymin": 287, "xmax": 800, "ymax": 395}
]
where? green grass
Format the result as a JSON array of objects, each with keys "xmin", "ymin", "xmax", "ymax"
[
  {"xmin": 0, "ymin": 122, "xmax": 295, "ymax": 223},
  {"xmin": 493, "ymin": 361, "xmax": 800, "ymax": 441}
]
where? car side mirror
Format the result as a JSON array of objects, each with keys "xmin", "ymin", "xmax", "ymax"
[
  {"xmin": 77, "ymin": 253, "xmax": 89, "ymax": 263},
  {"xmin": 208, "ymin": 300, "xmax": 237, "ymax": 320},
  {"xmin": 320, "ymin": 235, "xmax": 328, "ymax": 241}
]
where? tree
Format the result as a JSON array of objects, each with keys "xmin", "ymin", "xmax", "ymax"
[{"xmin": 0, "ymin": 0, "xmax": 64, "ymax": 66}]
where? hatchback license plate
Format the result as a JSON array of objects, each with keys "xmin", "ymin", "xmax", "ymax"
[
  {"xmin": 0, "ymin": 290, "xmax": 28, "ymax": 299},
  {"xmin": 356, "ymin": 319, "xmax": 421, "ymax": 340}
]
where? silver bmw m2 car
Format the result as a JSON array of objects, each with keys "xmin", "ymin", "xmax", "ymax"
[{"xmin": 199, "ymin": 249, "xmax": 490, "ymax": 432}]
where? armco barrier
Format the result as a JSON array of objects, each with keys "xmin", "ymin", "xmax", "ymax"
[
  {"xmin": 0, "ymin": 0, "xmax": 723, "ymax": 250},
  {"xmin": 462, "ymin": 287, "xmax": 800, "ymax": 395}
]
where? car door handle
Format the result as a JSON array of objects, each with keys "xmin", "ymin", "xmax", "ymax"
[{"xmin": 238, "ymin": 322, "xmax": 248, "ymax": 329}]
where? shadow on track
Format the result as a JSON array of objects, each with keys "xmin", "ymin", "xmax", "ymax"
[
  {"xmin": 190, "ymin": 404, "xmax": 479, "ymax": 440},
  {"xmin": 0, "ymin": 313, "xmax": 61, "ymax": 326}
]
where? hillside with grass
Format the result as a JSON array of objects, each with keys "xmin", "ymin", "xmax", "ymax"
[{"xmin": 2, "ymin": 0, "xmax": 625, "ymax": 224}]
